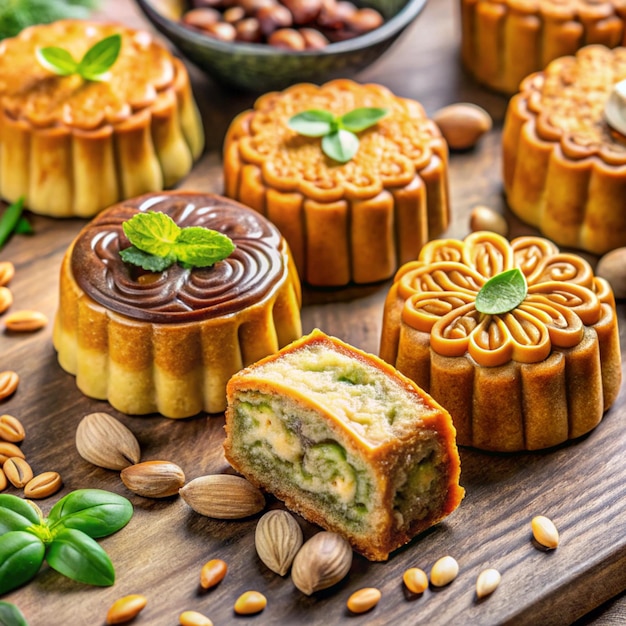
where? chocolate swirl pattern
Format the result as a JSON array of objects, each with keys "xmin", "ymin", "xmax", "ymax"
[
  {"xmin": 396, "ymin": 232, "xmax": 608, "ymax": 367},
  {"xmin": 71, "ymin": 193, "xmax": 286, "ymax": 323}
]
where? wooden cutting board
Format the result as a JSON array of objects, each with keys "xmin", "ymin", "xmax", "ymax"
[{"xmin": 1, "ymin": 1, "xmax": 625, "ymax": 624}]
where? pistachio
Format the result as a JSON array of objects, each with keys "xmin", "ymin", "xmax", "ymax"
[
  {"xmin": 255, "ymin": 509, "xmax": 303, "ymax": 576},
  {"xmin": 0, "ymin": 262, "xmax": 14, "ymax": 287},
  {"xmin": 433, "ymin": 102, "xmax": 492, "ymax": 150},
  {"xmin": 291, "ymin": 531, "xmax": 352, "ymax": 595},
  {"xmin": 3, "ymin": 457, "xmax": 33, "ymax": 488},
  {"xmin": 75, "ymin": 412, "xmax": 141, "ymax": 470},
  {"xmin": 0, "ymin": 286, "xmax": 12, "ymax": 314},
  {"xmin": 233, "ymin": 591, "xmax": 267, "ymax": 615},
  {"xmin": 3, "ymin": 309, "xmax": 48, "ymax": 332},
  {"xmin": 106, "ymin": 594, "xmax": 148, "ymax": 624},
  {"xmin": 346, "ymin": 587, "xmax": 381, "ymax": 613},
  {"xmin": 403, "ymin": 567, "xmax": 428, "ymax": 594},
  {"xmin": 121, "ymin": 460, "xmax": 185, "ymax": 498},
  {"xmin": 0, "ymin": 414, "xmax": 25, "ymax": 443},
  {"xmin": 200, "ymin": 558, "xmax": 228, "ymax": 589},
  {"xmin": 596, "ymin": 248, "xmax": 626, "ymax": 300},
  {"xmin": 476, "ymin": 568, "xmax": 501, "ymax": 599},
  {"xmin": 179, "ymin": 610, "xmax": 214, "ymax": 626},
  {"xmin": 0, "ymin": 371, "xmax": 19, "ymax": 401},
  {"xmin": 430, "ymin": 555, "xmax": 459, "ymax": 587},
  {"xmin": 179, "ymin": 474, "xmax": 265, "ymax": 519},
  {"xmin": 0, "ymin": 441, "xmax": 25, "ymax": 464},
  {"xmin": 469, "ymin": 205, "xmax": 509, "ymax": 237},
  {"xmin": 531, "ymin": 515, "xmax": 559, "ymax": 549},
  {"xmin": 24, "ymin": 471, "xmax": 63, "ymax": 499}
]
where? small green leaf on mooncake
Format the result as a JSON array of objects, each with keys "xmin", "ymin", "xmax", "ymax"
[{"xmin": 475, "ymin": 268, "xmax": 527, "ymax": 315}]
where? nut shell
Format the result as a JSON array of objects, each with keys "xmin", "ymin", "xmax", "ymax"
[
  {"xmin": 255, "ymin": 509, "xmax": 303, "ymax": 575},
  {"xmin": 121, "ymin": 460, "xmax": 185, "ymax": 498}
]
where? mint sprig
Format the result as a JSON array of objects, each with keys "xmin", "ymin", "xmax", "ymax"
[
  {"xmin": 475, "ymin": 268, "xmax": 527, "ymax": 315},
  {"xmin": 288, "ymin": 107, "xmax": 388, "ymax": 163},
  {"xmin": 36, "ymin": 33, "xmax": 121, "ymax": 81},
  {"xmin": 120, "ymin": 211, "xmax": 235, "ymax": 271},
  {"xmin": 0, "ymin": 489, "xmax": 133, "ymax": 594}
]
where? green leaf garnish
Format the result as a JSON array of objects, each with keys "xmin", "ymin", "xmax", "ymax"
[
  {"xmin": 0, "ymin": 490, "xmax": 132, "ymax": 594},
  {"xmin": 288, "ymin": 107, "xmax": 388, "ymax": 163},
  {"xmin": 0, "ymin": 601, "xmax": 29, "ymax": 626},
  {"xmin": 120, "ymin": 212, "xmax": 236, "ymax": 271},
  {"xmin": 0, "ymin": 197, "xmax": 27, "ymax": 250},
  {"xmin": 475, "ymin": 268, "xmax": 527, "ymax": 315},
  {"xmin": 36, "ymin": 33, "xmax": 121, "ymax": 82}
]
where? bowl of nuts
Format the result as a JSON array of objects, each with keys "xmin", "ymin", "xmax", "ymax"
[{"xmin": 134, "ymin": 0, "xmax": 428, "ymax": 91}]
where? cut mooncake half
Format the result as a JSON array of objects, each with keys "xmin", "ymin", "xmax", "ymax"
[{"xmin": 223, "ymin": 329, "xmax": 464, "ymax": 561}]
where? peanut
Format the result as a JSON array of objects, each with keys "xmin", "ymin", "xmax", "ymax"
[
  {"xmin": 4, "ymin": 310, "xmax": 48, "ymax": 332},
  {"xmin": 179, "ymin": 611, "xmax": 214, "ymax": 626},
  {"xmin": 430, "ymin": 556, "xmax": 459, "ymax": 587},
  {"xmin": 403, "ymin": 567, "xmax": 428, "ymax": 594},
  {"xmin": 531, "ymin": 515, "xmax": 559, "ymax": 549},
  {"xmin": 234, "ymin": 591, "xmax": 267, "ymax": 615},
  {"xmin": 0, "ymin": 262, "xmax": 14, "ymax": 287},
  {"xmin": 0, "ymin": 414, "xmax": 25, "ymax": 442},
  {"xmin": 0, "ymin": 371, "xmax": 18, "ymax": 401},
  {"xmin": 0, "ymin": 441, "xmax": 25, "ymax": 464},
  {"xmin": 3, "ymin": 457, "xmax": 33, "ymax": 488},
  {"xmin": 106, "ymin": 594, "xmax": 148, "ymax": 625},
  {"xmin": 200, "ymin": 558, "xmax": 228, "ymax": 589},
  {"xmin": 0, "ymin": 286, "xmax": 12, "ymax": 314},
  {"xmin": 24, "ymin": 471, "xmax": 63, "ymax": 499},
  {"xmin": 346, "ymin": 587, "xmax": 381, "ymax": 614}
]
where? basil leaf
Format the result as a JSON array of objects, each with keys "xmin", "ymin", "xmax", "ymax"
[
  {"xmin": 173, "ymin": 227, "xmax": 236, "ymax": 267},
  {"xmin": 122, "ymin": 211, "xmax": 181, "ymax": 259},
  {"xmin": 76, "ymin": 33, "xmax": 121, "ymax": 81},
  {"xmin": 0, "ymin": 601, "xmax": 29, "ymax": 626},
  {"xmin": 0, "ymin": 495, "xmax": 41, "ymax": 533},
  {"xmin": 339, "ymin": 107, "xmax": 388, "ymax": 132},
  {"xmin": 0, "ymin": 531, "xmax": 45, "ymax": 595},
  {"xmin": 288, "ymin": 109, "xmax": 335, "ymax": 137},
  {"xmin": 119, "ymin": 246, "xmax": 175, "ymax": 272},
  {"xmin": 13, "ymin": 217, "xmax": 33, "ymax": 235},
  {"xmin": 47, "ymin": 489, "xmax": 133, "ymax": 538},
  {"xmin": 321, "ymin": 129, "xmax": 360, "ymax": 163},
  {"xmin": 0, "ymin": 197, "xmax": 24, "ymax": 249},
  {"xmin": 46, "ymin": 528, "xmax": 115, "ymax": 586},
  {"xmin": 475, "ymin": 268, "xmax": 528, "ymax": 315},
  {"xmin": 35, "ymin": 46, "xmax": 78, "ymax": 76}
]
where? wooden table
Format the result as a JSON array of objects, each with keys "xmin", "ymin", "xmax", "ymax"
[{"xmin": 1, "ymin": 0, "xmax": 625, "ymax": 624}]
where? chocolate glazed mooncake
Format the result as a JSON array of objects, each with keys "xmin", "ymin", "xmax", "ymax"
[{"xmin": 53, "ymin": 192, "xmax": 302, "ymax": 418}]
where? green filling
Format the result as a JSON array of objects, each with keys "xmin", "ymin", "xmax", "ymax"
[{"xmin": 392, "ymin": 452, "xmax": 440, "ymax": 524}]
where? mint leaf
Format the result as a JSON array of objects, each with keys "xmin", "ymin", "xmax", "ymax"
[
  {"xmin": 36, "ymin": 46, "xmax": 78, "ymax": 75},
  {"xmin": 475, "ymin": 268, "xmax": 527, "ymax": 315},
  {"xmin": 339, "ymin": 107, "xmax": 388, "ymax": 132},
  {"xmin": 122, "ymin": 211, "xmax": 181, "ymax": 258},
  {"xmin": 14, "ymin": 216, "xmax": 33, "ymax": 235},
  {"xmin": 76, "ymin": 33, "xmax": 121, "ymax": 81},
  {"xmin": 288, "ymin": 109, "xmax": 335, "ymax": 137},
  {"xmin": 322, "ymin": 129, "xmax": 360, "ymax": 163},
  {"xmin": 119, "ymin": 246, "xmax": 175, "ymax": 272},
  {"xmin": 0, "ymin": 601, "xmax": 29, "ymax": 626},
  {"xmin": 173, "ymin": 227, "xmax": 236, "ymax": 267},
  {"xmin": 0, "ymin": 197, "xmax": 25, "ymax": 249}
]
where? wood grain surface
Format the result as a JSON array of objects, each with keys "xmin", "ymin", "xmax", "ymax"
[{"xmin": 1, "ymin": 0, "xmax": 625, "ymax": 624}]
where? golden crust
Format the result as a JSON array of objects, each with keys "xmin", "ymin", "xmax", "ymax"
[
  {"xmin": 503, "ymin": 45, "xmax": 626, "ymax": 254},
  {"xmin": 224, "ymin": 330, "xmax": 464, "ymax": 561},
  {"xmin": 0, "ymin": 20, "xmax": 204, "ymax": 217},
  {"xmin": 223, "ymin": 79, "xmax": 449, "ymax": 286},
  {"xmin": 379, "ymin": 232, "xmax": 622, "ymax": 452}
]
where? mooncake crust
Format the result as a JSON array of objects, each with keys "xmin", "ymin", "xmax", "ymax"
[
  {"xmin": 380, "ymin": 231, "xmax": 622, "ymax": 452},
  {"xmin": 502, "ymin": 45, "xmax": 626, "ymax": 254},
  {"xmin": 53, "ymin": 191, "xmax": 302, "ymax": 418},
  {"xmin": 0, "ymin": 20, "xmax": 204, "ymax": 217},
  {"xmin": 224, "ymin": 330, "xmax": 464, "ymax": 561},
  {"xmin": 223, "ymin": 79, "xmax": 449, "ymax": 286}
]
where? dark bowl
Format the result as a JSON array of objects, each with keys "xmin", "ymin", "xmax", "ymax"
[{"xmin": 134, "ymin": 0, "xmax": 428, "ymax": 91}]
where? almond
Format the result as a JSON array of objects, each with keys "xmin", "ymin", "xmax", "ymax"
[
  {"xmin": 0, "ymin": 286, "xmax": 12, "ymax": 314},
  {"xmin": 4, "ymin": 310, "xmax": 48, "ymax": 332},
  {"xmin": 255, "ymin": 509, "xmax": 303, "ymax": 576},
  {"xmin": 0, "ymin": 414, "xmax": 25, "ymax": 442},
  {"xmin": 433, "ymin": 103, "xmax": 492, "ymax": 150},
  {"xmin": 0, "ymin": 371, "xmax": 18, "ymax": 401},
  {"xmin": 179, "ymin": 474, "xmax": 265, "ymax": 519},
  {"xmin": 76, "ymin": 412, "xmax": 141, "ymax": 470},
  {"xmin": 24, "ymin": 471, "xmax": 63, "ymax": 499},
  {"xmin": 121, "ymin": 460, "xmax": 185, "ymax": 498},
  {"xmin": 0, "ymin": 262, "xmax": 14, "ymax": 287}
]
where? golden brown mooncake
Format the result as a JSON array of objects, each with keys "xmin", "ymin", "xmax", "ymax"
[
  {"xmin": 380, "ymin": 232, "xmax": 622, "ymax": 452},
  {"xmin": 461, "ymin": 0, "xmax": 626, "ymax": 95},
  {"xmin": 53, "ymin": 191, "xmax": 302, "ymax": 418},
  {"xmin": 224, "ymin": 329, "xmax": 464, "ymax": 561},
  {"xmin": 223, "ymin": 79, "xmax": 450, "ymax": 286},
  {"xmin": 0, "ymin": 20, "xmax": 204, "ymax": 218},
  {"xmin": 503, "ymin": 45, "xmax": 626, "ymax": 254}
]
